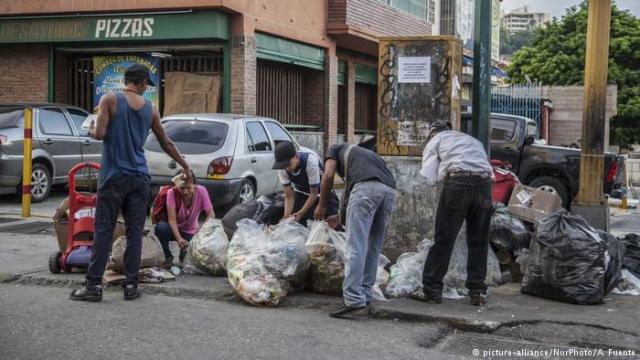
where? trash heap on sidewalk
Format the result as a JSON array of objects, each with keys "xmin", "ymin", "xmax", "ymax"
[{"xmin": 183, "ymin": 218, "xmax": 229, "ymax": 276}]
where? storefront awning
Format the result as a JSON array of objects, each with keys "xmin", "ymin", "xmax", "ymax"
[
  {"xmin": 0, "ymin": 10, "xmax": 228, "ymax": 43},
  {"xmin": 256, "ymin": 33, "xmax": 325, "ymax": 71}
]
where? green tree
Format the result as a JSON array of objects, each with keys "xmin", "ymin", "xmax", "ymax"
[
  {"xmin": 500, "ymin": 28, "xmax": 535, "ymax": 56},
  {"xmin": 507, "ymin": 1, "xmax": 640, "ymax": 146}
]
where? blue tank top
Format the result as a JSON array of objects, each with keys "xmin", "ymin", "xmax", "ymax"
[
  {"xmin": 98, "ymin": 93, "xmax": 152, "ymax": 188},
  {"xmin": 287, "ymin": 152, "xmax": 324, "ymax": 195}
]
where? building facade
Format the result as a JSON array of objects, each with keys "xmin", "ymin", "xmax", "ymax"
[
  {"xmin": 0, "ymin": 0, "xmax": 436, "ymax": 155},
  {"xmin": 502, "ymin": 6, "xmax": 550, "ymax": 33}
]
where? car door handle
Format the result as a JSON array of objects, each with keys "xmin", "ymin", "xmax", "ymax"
[
  {"xmin": 43, "ymin": 138, "xmax": 54, "ymax": 145},
  {"xmin": 82, "ymin": 140, "xmax": 91, "ymax": 146},
  {"xmin": 168, "ymin": 160, "xmax": 176, "ymax": 169},
  {"xmin": 504, "ymin": 146, "xmax": 515, "ymax": 152},
  {"xmin": 250, "ymin": 157, "xmax": 258, "ymax": 163}
]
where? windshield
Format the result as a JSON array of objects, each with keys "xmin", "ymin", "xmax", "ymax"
[
  {"xmin": 0, "ymin": 108, "xmax": 24, "ymax": 129},
  {"xmin": 145, "ymin": 120, "xmax": 228, "ymax": 154}
]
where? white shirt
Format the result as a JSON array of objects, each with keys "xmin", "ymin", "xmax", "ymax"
[
  {"xmin": 420, "ymin": 131, "xmax": 493, "ymax": 186},
  {"xmin": 278, "ymin": 152, "xmax": 321, "ymax": 194}
]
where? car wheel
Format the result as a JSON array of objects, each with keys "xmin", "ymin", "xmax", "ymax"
[
  {"xmin": 29, "ymin": 163, "xmax": 52, "ymax": 203},
  {"xmin": 238, "ymin": 179, "xmax": 256, "ymax": 204},
  {"xmin": 49, "ymin": 251, "xmax": 62, "ymax": 273},
  {"xmin": 528, "ymin": 176, "xmax": 570, "ymax": 208}
]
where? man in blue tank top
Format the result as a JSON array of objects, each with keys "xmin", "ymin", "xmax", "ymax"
[
  {"xmin": 71, "ymin": 64, "xmax": 191, "ymax": 302},
  {"xmin": 272, "ymin": 141, "xmax": 339, "ymax": 226}
]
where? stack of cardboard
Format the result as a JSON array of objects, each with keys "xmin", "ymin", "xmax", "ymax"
[{"xmin": 507, "ymin": 184, "xmax": 562, "ymax": 223}]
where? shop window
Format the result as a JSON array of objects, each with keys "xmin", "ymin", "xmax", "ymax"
[
  {"xmin": 355, "ymin": 83, "xmax": 377, "ymax": 132},
  {"xmin": 337, "ymin": 85, "xmax": 347, "ymax": 135}
]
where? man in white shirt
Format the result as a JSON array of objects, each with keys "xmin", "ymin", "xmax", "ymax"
[
  {"xmin": 272, "ymin": 141, "xmax": 339, "ymax": 225},
  {"xmin": 412, "ymin": 121, "xmax": 494, "ymax": 306}
]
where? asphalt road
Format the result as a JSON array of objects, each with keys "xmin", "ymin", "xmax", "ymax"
[{"xmin": 0, "ymin": 284, "xmax": 456, "ymax": 360}]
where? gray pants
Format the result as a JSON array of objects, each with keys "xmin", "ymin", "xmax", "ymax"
[{"xmin": 343, "ymin": 181, "xmax": 396, "ymax": 307}]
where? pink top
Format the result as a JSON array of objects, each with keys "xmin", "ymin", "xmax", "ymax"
[{"xmin": 167, "ymin": 185, "xmax": 213, "ymax": 235}]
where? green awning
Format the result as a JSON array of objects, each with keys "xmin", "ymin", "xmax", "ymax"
[
  {"xmin": 256, "ymin": 33, "xmax": 324, "ymax": 71},
  {"xmin": 0, "ymin": 10, "xmax": 228, "ymax": 43},
  {"xmin": 355, "ymin": 64, "xmax": 377, "ymax": 85}
]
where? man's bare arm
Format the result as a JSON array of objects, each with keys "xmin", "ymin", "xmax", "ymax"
[{"xmin": 90, "ymin": 93, "xmax": 116, "ymax": 140}]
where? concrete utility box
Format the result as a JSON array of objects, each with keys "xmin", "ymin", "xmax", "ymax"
[{"xmin": 377, "ymin": 36, "xmax": 463, "ymax": 156}]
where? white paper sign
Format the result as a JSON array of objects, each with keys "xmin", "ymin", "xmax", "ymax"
[
  {"xmin": 516, "ymin": 190, "xmax": 532, "ymax": 205},
  {"xmin": 398, "ymin": 56, "xmax": 431, "ymax": 83}
]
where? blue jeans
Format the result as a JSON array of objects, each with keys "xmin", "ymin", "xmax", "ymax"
[
  {"xmin": 86, "ymin": 174, "xmax": 150, "ymax": 287},
  {"xmin": 154, "ymin": 221, "xmax": 194, "ymax": 260},
  {"xmin": 343, "ymin": 181, "xmax": 396, "ymax": 307}
]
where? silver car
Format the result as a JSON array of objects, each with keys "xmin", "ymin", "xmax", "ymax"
[
  {"xmin": 145, "ymin": 114, "xmax": 305, "ymax": 209},
  {"xmin": 0, "ymin": 104, "xmax": 101, "ymax": 202}
]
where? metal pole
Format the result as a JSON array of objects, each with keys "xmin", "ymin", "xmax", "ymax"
[
  {"xmin": 22, "ymin": 108, "xmax": 33, "ymax": 218},
  {"xmin": 574, "ymin": 0, "xmax": 612, "ymax": 207},
  {"xmin": 472, "ymin": 0, "xmax": 492, "ymax": 154}
]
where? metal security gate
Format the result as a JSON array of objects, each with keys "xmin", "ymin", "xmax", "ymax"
[
  {"xmin": 69, "ymin": 53, "xmax": 223, "ymax": 112},
  {"xmin": 491, "ymin": 84, "xmax": 543, "ymax": 126}
]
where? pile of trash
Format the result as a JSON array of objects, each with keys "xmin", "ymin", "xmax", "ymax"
[
  {"xmin": 226, "ymin": 219, "xmax": 310, "ymax": 307},
  {"xmin": 305, "ymin": 221, "xmax": 389, "ymax": 300},
  {"xmin": 612, "ymin": 233, "xmax": 640, "ymax": 296},
  {"xmin": 183, "ymin": 218, "xmax": 229, "ymax": 276},
  {"xmin": 490, "ymin": 204, "xmax": 531, "ymax": 251},
  {"xmin": 222, "ymin": 193, "xmax": 285, "ymax": 238},
  {"xmin": 521, "ymin": 210, "xmax": 620, "ymax": 304},
  {"xmin": 386, "ymin": 225, "xmax": 502, "ymax": 299}
]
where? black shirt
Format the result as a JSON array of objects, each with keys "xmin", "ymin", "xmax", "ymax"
[{"xmin": 325, "ymin": 143, "xmax": 397, "ymax": 192}]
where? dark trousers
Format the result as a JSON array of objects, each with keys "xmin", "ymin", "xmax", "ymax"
[
  {"xmin": 422, "ymin": 175, "xmax": 493, "ymax": 295},
  {"xmin": 154, "ymin": 221, "xmax": 194, "ymax": 260},
  {"xmin": 293, "ymin": 190, "xmax": 340, "ymax": 226},
  {"xmin": 86, "ymin": 174, "xmax": 150, "ymax": 287}
]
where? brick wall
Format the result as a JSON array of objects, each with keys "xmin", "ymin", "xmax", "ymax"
[
  {"xmin": 542, "ymin": 86, "xmax": 617, "ymax": 150},
  {"xmin": 323, "ymin": 53, "xmax": 339, "ymax": 149},
  {"xmin": 328, "ymin": 0, "xmax": 432, "ymax": 37},
  {"xmin": 230, "ymin": 34, "xmax": 257, "ymax": 115},
  {"xmin": 0, "ymin": 45, "xmax": 48, "ymax": 102}
]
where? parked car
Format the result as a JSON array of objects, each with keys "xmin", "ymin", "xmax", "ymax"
[
  {"xmin": 145, "ymin": 114, "xmax": 307, "ymax": 210},
  {"xmin": 0, "ymin": 103, "xmax": 100, "ymax": 202},
  {"xmin": 461, "ymin": 113, "xmax": 623, "ymax": 207}
]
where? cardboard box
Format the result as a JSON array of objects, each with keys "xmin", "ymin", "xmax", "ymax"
[
  {"xmin": 53, "ymin": 219, "xmax": 125, "ymax": 252},
  {"xmin": 508, "ymin": 184, "xmax": 562, "ymax": 223}
]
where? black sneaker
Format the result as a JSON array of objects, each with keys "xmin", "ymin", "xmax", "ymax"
[
  {"xmin": 123, "ymin": 285, "xmax": 141, "ymax": 301},
  {"xmin": 161, "ymin": 255, "xmax": 174, "ymax": 269},
  {"xmin": 329, "ymin": 304, "xmax": 370, "ymax": 319},
  {"xmin": 70, "ymin": 285, "xmax": 102, "ymax": 302},
  {"xmin": 469, "ymin": 292, "xmax": 487, "ymax": 306},
  {"xmin": 410, "ymin": 289, "xmax": 442, "ymax": 304}
]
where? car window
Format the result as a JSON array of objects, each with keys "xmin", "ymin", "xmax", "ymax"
[
  {"xmin": 144, "ymin": 120, "xmax": 228, "ymax": 154},
  {"xmin": 526, "ymin": 123, "xmax": 538, "ymax": 138},
  {"xmin": 246, "ymin": 121, "xmax": 272, "ymax": 152},
  {"xmin": 66, "ymin": 108, "xmax": 91, "ymax": 136},
  {"xmin": 39, "ymin": 108, "xmax": 73, "ymax": 136},
  {"xmin": 264, "ymin": 121, "xmax": 293, "ymax": 147},
  {"xmin": 490, "ymin": 119, "xmax": 516, "ymax": 142},
  {"xmin": 0, "ymin": 107, "xmax": 23, "ymax": 129}
]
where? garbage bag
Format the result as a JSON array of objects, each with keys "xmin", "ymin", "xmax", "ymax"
[
  {"xmin": 490, "ymin": 203, "xmax": 531, "ymax": 251},
  {"xmin": 305, "ymin": 221, "xmax": 389, "ymax": 298},
  {"xmin": 108, "ymin": 234, "xmax": 164, "ymax": 271},
  {"xmin": 521, "ymin": 211, "xmax": 607, "ymax": 304},
  {"xmin": 226, "ymin": 219, "xmax": 309, "ymax": 307},
  {"xmin": 221, "ymin": 193, "xmax": 283, "ymax": 238},
  {"xmin": 612, "ymin": 269, "xmax": 640, "ymax": 296},
  {"xmin": 183, "ymin": 219, "xmax": 229, "ymax": 276},
  {"xmin": 618, "ymin": 233, "xmax": 640, "ymax": 279},
  {"xmin": 386, "ymin": 225, "xmax": 502, "ymax": 299},
  {"xmin": 597, "ymin": 230, "xmax": 624, "ymax": 294}
]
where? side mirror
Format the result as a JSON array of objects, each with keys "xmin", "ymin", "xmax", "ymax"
[{"xmin": 525, "ymin": 136, "xmax": 535, "ymax": 146}]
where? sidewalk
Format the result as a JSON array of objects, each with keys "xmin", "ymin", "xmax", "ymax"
[{"xmin": 1, "ymin": 231, "xmax": 639, "ymax": 350}]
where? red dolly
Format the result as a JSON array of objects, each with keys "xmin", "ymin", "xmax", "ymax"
[{"xmin": 49, "ymin": 162, "xmax": 100, "ymax": 273}]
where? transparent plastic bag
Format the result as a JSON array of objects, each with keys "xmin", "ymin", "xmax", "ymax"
[
  {"xmin": 305, "ymin": 221, "xmax": 389, "ymax": 299},
  {"xmin": 226, "ymin": 219, "xmax": 309, "ymax": 307},
  {"xmin": 386, "ymin": 239, "xmax": 433, "ymax": 298},
  {"xmin": 490, "ymin": 204, "xmax": 532, "ymax": 251},
  {"xmin": 612, "ymin": 269, "xmax": 640, "ymax": 296},
  {"xmin": 182, "ymin": 218, "xmax": 229, "ymax": 276}
]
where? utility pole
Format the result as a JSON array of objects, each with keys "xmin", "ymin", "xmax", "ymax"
[
  {"xmin": 572, "ymin": 0, "xmax": 612, "ymax": 231},
  {"xmin": 472, "ymin": 0, "xmax": 492, "ymax": 154}
]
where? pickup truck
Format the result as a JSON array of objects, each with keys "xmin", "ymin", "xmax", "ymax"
[{"xmin": 461, "ymin": 113, "xmax": 623, "ymax": 207}]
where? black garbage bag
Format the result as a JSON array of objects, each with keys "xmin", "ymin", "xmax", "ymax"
[
  {"xmin": 521, "ymin": 210, "xmax": 607, "ymax": 304},
  {"xmin": 597, "ymin": 230, "xmax": 625, "ymax": 294},
  {"xmin": 490, "ymin": 203, "xmax": 532, "ymax": 251},
  {"xmin": 618, "ymin": 233, "xmax": 640, "ymax": 279},
  {"xmin": 222, "ymin": 193, "xmax": 284, "ymax": 238}
]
